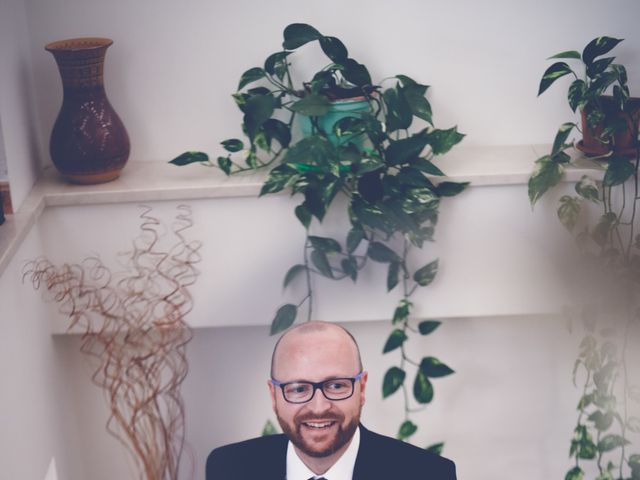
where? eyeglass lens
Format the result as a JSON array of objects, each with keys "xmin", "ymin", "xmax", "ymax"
[{"xmin": 283, "ymin": 378, "xmax": 353, "ymax": 402}]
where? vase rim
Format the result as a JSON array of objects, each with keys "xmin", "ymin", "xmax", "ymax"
[{"xmin": 45, "ymin": 37, "xmax": 113, "ymax": 52}]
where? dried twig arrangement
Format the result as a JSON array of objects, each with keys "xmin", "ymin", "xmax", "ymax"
[{"xmin": 24, "ymin": 205, "xmax": 201, "ymax": 480}]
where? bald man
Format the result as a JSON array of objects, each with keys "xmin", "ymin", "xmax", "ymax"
[{"xmin": 206, "ymin": 321, "xmax": 456, "ymax": 479}]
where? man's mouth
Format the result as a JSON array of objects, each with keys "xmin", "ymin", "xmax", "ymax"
[{"xmin": 302, "ymin": 421, "xmax": 336, "ymax": 429}]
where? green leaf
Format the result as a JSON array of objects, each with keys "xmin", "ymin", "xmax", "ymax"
[
  {"xmin": 414, "ymin": 159, "xmax": 445, "ymax": 176},
  {"xmin": 244, "ymin": 94, "xmax": 276, "ymax": 138},
  {"xmin": 217, "ymin": 156, "xmax": 232, "ymax": 175},
  {"xmin": 341, "ymin": 256, "xmax": 358, "ymax": 282},
  {"xmin": 582, "ymin": 37, "xmax": 623, "ymax": 65},
  {"xmin": 387, "ymin": 261, "xmax": 400, "ymax": 291},
  {"xmin": 295, "ymin": 204, "xmax": 312, "ymax": 229},
  {"xmin": 413, "ymin": 368, "xmax": 434, "ymax": 403},
  {"xmin": 588, "ymin": 410, "xmax": 614, "ymax": 431},
  {"xmin": 586, "ymin": 57, "xmax": 615, "ymax": 79},
  {"xmin": 575, "ymin": 175, "xmax": 600, "ymax": 202},
  {"xmin": 428, "ymin": 127, "xmax": 465, "ymax": 155},
  {"xmin": 385, "ymin": 135, "xmax": 429, "ymax": 165},
  {"xmin": 169, "ymin": 151, "xmax": 209, "ymax": 166},
  {"xmin": 311, "ymin": 249, "xmax": 334, "ymax": 278},
  {"xmin": 221, "ymin": 138, "xmax": 244, "ymax": 153},
  {"xmin": 383, "ymin": 86, "xmax": 412, "ymax": 132},
  {"xmin": 565, "ymin": 466, "xmax": 584, "ymax": 480},
  {"xmin": 282, "ymin": 23, "xmax": 322, "ymax": 49},
  {"xmin": 558, "ymin": 196, "xmax": 581, "ymax": 232},
  {"xmin": 603, "ymin": 157, "xmax": 635, "ymax": 186},
  {"xmin": 260, "ymin": 164, "xmax": 298, "ymax": 196},
  {"xmin": 397, "ymin": 420, "xmax": 418, "ymax": 440},
  {"xmin": 425, "ymin": 443, "xmax": 444, "ymax": 455},
  {"xmin": 382, "ymin": 366, "xmax": 406, "ymax": 398},
  {"xmin": 598, "ymin": 434, "xmax": 629, "ymax": 453},
  {"xmin": 263, "ymin": 118, "xmax": 292, "ymax": 149},
  {"xmin": 238, "ymin": 67, "xmax": 266, "ymax": 91},
  {"xmin": 420, "ymin": 356, "xmax": 455, "ymax": 377},
  {"xmin": 538, "ymin": 62, "xmax": 573, "ymax": 96},
  {"xmin": 548, "ymin": 50, "xmax": 581, "ymax": 60},
  {"xmin": 340, "ymin": 58, "xmax": 371, "ymax": 87},
  {"xmin": 383, "ymin": 329, "xmax": 408, "ymax": 353},
  {"xmin": 319, "ymin": 36, "xmax": 348, "ymax": 62},
  {"xmin": 346, "ymin": 228, "xmax": 365, "ymax": 253},
  {"xmin": 528, "ymin": 156, "xmax": 563, "ymax": 206},
  {"xmin": 402, "ymin": 84, "xmax": 432, "ymax": 124},
  {"xmin": 270, "ymin": 304, "xmax": 297, "ymax": 335},
  {"xmin": 262, "ymin": 419, "xmax": 279, "ymax": 436},
  {"xmin": 418, "ymin": 320, "xmax": 441, "ymax": 335},
  {"xmin": 283, "ymin": 264, "xmax": 306, "ymax": 288},
  {"xmin": 290, "ymin": 94, "xmax": 332, "ymax": 116},
  {"xmin": 568, "ymin": 80, "xmax": 586, "ymax": 112},
  {"xmin": 413, "ymin": 259, "xmax": 438, "ymax": 286},
  {"xmin": 551, "ymin": 122, "xmax": 576, "ymax": 156},
  {"xmin": 367, "ymin": 242, "xmax": 400, "ymax": 263},
  {"xmin": 435, "ymin": 181, "xmax": 469, "ymax": 197},
  {"xmin": 284, "ymin": 135, "xmax": 337, "ymax": 167},
  {"xmin": 264, "ymin": 51, "xmax": 291, "ymax": 79},
  {"xmin": 309, "ymin": 235, "xmax": 342, "ymax": 253},
  {"xmin": 393, "ymin": 299, "xmax": 412, "ymax": 324}
]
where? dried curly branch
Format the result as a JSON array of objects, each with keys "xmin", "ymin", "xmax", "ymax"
[{"xmin": 24, "ymin": 205, "xmax": 201, "ymax": 480}]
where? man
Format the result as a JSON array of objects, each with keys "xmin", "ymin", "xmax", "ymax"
[{"xmin": 206, "ymin": 321, "xmax": 456, "ymax": 479}]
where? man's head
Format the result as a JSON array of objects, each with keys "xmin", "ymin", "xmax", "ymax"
[{"xmin": 268, "ymin": 321, "xmax": 367, "ymax": 463}]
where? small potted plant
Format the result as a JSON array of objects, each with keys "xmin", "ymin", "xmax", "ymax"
[{"xmin": 537, "ymin": 36, "xmax": 639, "ymax": 159}]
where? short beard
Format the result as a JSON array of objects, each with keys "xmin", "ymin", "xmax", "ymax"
[{"xmin": 276, "ymin": 408, "xmax": 360, "ymax": 458}]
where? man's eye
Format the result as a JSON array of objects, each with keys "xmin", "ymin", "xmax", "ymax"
[{"xmin": 326, "ymin": 381, "xmax": 349, "ymax": 391}]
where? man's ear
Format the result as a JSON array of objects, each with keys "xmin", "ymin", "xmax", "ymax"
[
  {"xmin": 267, "ymin": 379, "xmax": 277, "ymax": 411},
  {"xmin": 359, "ymin": 371, "xmax": 368, "ymax": 407}
]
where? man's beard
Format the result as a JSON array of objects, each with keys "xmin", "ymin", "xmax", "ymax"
[{"xmin": 275, "ymin": 407, "xmax": 360, "ymax": 458}]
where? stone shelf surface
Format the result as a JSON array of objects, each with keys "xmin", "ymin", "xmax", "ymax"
[{"xmin": 0, "ymin": 144, "xmax": 605, "ymax": 278}]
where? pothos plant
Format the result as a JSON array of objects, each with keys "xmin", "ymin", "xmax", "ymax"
[
  {"xmin": 529, "ymin": 36, "xmax": 640, "ymax": 480},
  {"xmin": 171, "ymin": 23, "xmax": 467, "ymax": 449}
]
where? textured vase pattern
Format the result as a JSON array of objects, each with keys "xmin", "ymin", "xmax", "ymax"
[{"xmin": 46, "ymin": 37, "xmax": 130, "ymax": 184}]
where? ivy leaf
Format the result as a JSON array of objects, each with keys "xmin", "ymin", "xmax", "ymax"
[
  {"xmin": 309, "ymin": 235, "xmax": 342, "ymax": 253},
  {"xmin": 319, "ymin": 36, "xmax": 348, "ymax": 62},
  {"xmin": 340, "ymin": 58, "xmax": 371, "ymax": 87},
  {"xmin": 383, "ymin": 86, "xmax": 412, "ymax": 132},
  {"xmin": 311, "ymin": 249, "xmax": 334, "ymax": 278},
  {"xmin": 568, "ymin": 80, "xmax": 586, "ymax": 112},
  {"xmin": 588, "ymin": 410, "xmax": 614, "ymax": 431},
  {"xmin": 582, "ymin": 36, "xmax": 623, "ymax": 65},
  {"xmin": 346, "ymin": 228, "xmax": 365, "ymax": 253},
  {"xmin": 557, "ymin": 196, "xmax": 581, "ymax": 232},
  {"xmin": 217, "ymin": 156, "xmax": 232, "ymax": 175},
  {"xmin": 413, "ymin": 260, "xmax": 438, "ymax": 286},
  {"xmin": 263, "ymin": 118, "xmax": 292, "ymax": 149},
  {"xmin": 393, "ymin": 299, "xmax": 412, "ymax": 324},
  {"xmin": 270, "ymin": 304, "xmax": 297, "ymax": 335},
  {"xmin": 260, "ymin": 164, "xmax": 298, "ymax": 196},
  {"xmin": 264, "ymin": 51, "xmax": 291, "ymax": 80},
  {"xmin": 387, "ymin": 261, "xmax": 400, "ymax": 291},
  {"xmin": 548, "ymin": 50, "xmax": 581, "ymax": 60},
  {"xmin": 382, "ymin": 366, "xmax": 406, "ymax": 398},
  {"xmin": 341, "ymin": 256, "xmax": 358, "ymax": 282},
  {"xmin": 551, "ymin": 123, "xmax": 576, "ymax": 157},
  {"xmin": 414, "ymin": 159, "xmax": 445, "ymax": 176},
  {"xmin": 425, "ymin": 443, "xmax": 444, "ymax": 455},
  {"xmin": 428, "ymin": 127, "xmax": 465, "ymax": 155},
  {"xmin": 597, "ymin": 434, "xmax": 629, "ymax": 453},
  {"xmin": 538, "ymin": 62, "xmax": 573, "ymax": 96},
  {"xmin": 244, "ymin": 94, "xmax": 276, "ymax": 139},
  {"xmin": 402, "ymin": 84, "xmax": 432, "ymax": 124},
  {"xmin": 169, "ymin": 151, "xmax": 208, "ymax": 166},
  {"xmin": 220, "ymin": 138, "xmax": 244, "ymax": 153},
  {"xmin": 282, "ymin": 23, "xmax": 322, "ymax": 50},
  {"xmin": 603, "ymin": 157, "xmax": 635, "ymax": 186},
  {"xmin": 385, "ymin": 135, "xmax": 429, "ymax": 165},
  {"xmin": 397, "ymin": 420, "xmax": 418, "ymax": 440},
  {"xmin": 418, "ymin": 320, "xmax": 441, "ymax": 335},
  {"xmin": 368, "ymin": 242, "xmax": 400, "ymax": 263},
  {"xmin": 290, "ymin": 94, "xmax": 331, "ymax": 116},
  {"xmin": 528, "ymin": 156, "xmax": 563, "ymax": 206},
  {"xmin": 238, "ymin": 67, "xmax": 266, "ymax": 91},
  {"xmin": 435, "ymin": 181, "xmax": 469, "ymax": 197},
  {"xmin": 420, "ymin": 356, "xmax": 455, "ymax": 377},
  {"xmin": 283, "ymin": 264, "xmax": 306, "ymax": 288},
  {"xmin": 413, "ymin": 368, "xmax": 434, "ymax": 404},
  {"xmin": 586, "ymin": 57, "xmax": 615, "ymax": 79},
  {"xmin": 383, "ymin": 329, "xmax": 408, "ymax": 353},
  {"xmin": 575, "ymin": 175, "xmax": 600, "ymax": 202},
  {"xmin": 565, "ymin": 466, "xmax": 584, "ymax": 480},
  {"xmin": 295, "ymin": 204, "xmax": 312, "ymax": 229}
]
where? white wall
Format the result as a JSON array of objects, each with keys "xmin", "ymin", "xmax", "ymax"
[{"xmin": 21, "ymin": 0, "xmax": 640, "ymax": 168}]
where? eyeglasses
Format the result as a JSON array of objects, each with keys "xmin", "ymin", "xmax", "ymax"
[{"xmin": 271, "ymin": 372, "xmax": 364, "ymax": 404}]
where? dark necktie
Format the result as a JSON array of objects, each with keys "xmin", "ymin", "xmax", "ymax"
[{"xmin": 308, "ymin": 477, "xmax": 327, "ymax": 480}]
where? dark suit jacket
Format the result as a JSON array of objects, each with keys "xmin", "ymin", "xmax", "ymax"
[{"xmin": 206, "ymin": 424, "xmax": 456, "ymax": 479}]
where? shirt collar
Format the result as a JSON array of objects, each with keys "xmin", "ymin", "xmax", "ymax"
[{"xmin": 286, "ymin": 426, "xmax": 360, "ymax": 480}]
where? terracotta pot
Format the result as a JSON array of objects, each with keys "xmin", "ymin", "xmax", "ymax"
[
  {"xmin": 45, "ymin": 37, "xmax": 130, "ymax": 184},
  {"xmin": 577, "ymin": 96, "xmax": 640, "ymax": 158}
]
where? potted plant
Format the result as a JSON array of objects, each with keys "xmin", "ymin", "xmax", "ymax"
[
  {"xmin": 537, "ymin": 36, "xmax": 639, "ymax": 159},
  {"xmin": 171, "ymin": 22, "xmax": 466, "ymax": 448}
]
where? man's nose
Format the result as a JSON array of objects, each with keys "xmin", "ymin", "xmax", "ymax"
[{"xmin": 307, "ymin": 387, "xmax": 332, "ymax": 413}]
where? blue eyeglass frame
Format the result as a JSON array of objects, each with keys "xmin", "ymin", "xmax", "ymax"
[{"xmin": 270, "ymin": 371, "xmax": 365, "ymax": 404}]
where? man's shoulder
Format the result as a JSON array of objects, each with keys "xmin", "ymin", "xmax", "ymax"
[
  {"xmin": 358, "ymin": 426, "xmax": 456, "ymax": 477},
  {"xmin": 206, "ymin": 434, "xmax": 288, "ymax": 479}
]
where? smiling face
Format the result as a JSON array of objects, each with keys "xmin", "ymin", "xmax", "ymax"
[{"xmin": 268, "ymin": 322, "xmax": 367, "ymax": 466}]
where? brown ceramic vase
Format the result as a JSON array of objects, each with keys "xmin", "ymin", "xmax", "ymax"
[{"xmin": 45, "ymin": 37, "xmax": 130, "ymax": 184}]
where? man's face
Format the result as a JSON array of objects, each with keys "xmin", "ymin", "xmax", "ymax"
[{"xmin": 268, "ymin": 327, "xmax": 367, "ymax": 459}]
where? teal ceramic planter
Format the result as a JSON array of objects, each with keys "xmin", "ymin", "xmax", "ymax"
[{"xmin": 298, "ymin": 96, "xmax": 372, "ymax": 146}]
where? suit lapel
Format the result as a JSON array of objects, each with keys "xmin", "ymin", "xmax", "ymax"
[{"xmin": 352, "ymin": 425, "xmax": 376, "ymax": 480}]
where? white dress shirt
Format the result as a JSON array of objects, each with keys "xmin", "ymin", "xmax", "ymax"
[{"xmin": 286, "ymin": 426, "xmax": 361, "ymax": 480}]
